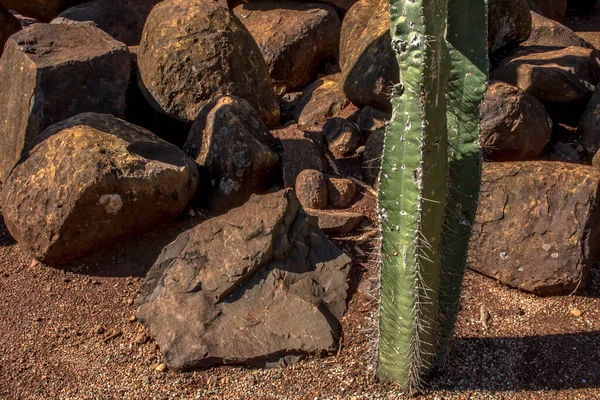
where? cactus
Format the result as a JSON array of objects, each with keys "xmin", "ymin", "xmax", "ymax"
[{"xmin": 377, "ymin": 0, "xmax": 488, "ymax": 388}]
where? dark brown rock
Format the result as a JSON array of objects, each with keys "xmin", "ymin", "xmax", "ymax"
[
  {"xmin": 273, "ymin": 125, "xmax": 327, "ymax": 187},
  {"xmin": 529, "ymin": 0, "xmax": 567, "ymax": 21},
  {"xmin": 233, "ymin": 0, "xmax": 340, "ymax": 93},
  {"xmin": 0, "ymin": 4, "xmax": 20, "ymax": 57},
  {"xmin": 184, "ymin": 96, "xmax": 280, "ymax": 211},
  {"xmin": 492, "ymin": 46, "xmax": 600, "ymax": 104},
  {"xmin": 305, "ymin": 209, "xmax": 364, "ymax": 234},
  {"xmin": 51, "ymin": 0, "xmax": 142, "ymax": 46},
  {"xmin": 488, "ymin": 0, "xmax": 532, "ymax": 53},
  {"xmin": 470, "ymin": 161, "xmax": 600, "ymax": 295},
  {"xmin": 135, "ymin": 189, "xmax": 351, "ymax": 370},
  {"xmin": 357, "ymin": 106, "xmax": 390, "ymax": 135},
  {"xmin": 480, "ymin": 81, "xmax": 552, "ymax": 161},
  {"xmin": 137, "ymin": 0, "xmax": 279, "ymax": 127},
  {"xmin": 593, "ymin": 149, "xmax": 600, "ymax": 168},
  {"xmin": 326, "ymin": 177, "xmax": 356, "ymax": 208},
  {"xmin": 0, "ymin": 23, "xmax": 131, "ymax": 182},
  {"xmin": 522, "ymin": 11, "xmax": 592, "ymax": 48},
  {"xmin": 362, "ymin": 129, "xmax": 384, "ymax": 185},
  {"xmin": 0, "ymin": 113, "xmax": 200, "ymax": 266},
  {"xmin": 295, "ymin": 169, "xmax": 328, "ymax": 210},
  {"xmin": 339, "ymin": 0, "xmax": 398, "ymax": 112},
  {"xmin": 0, "ymin": 0, "xmax": 82, "ymax": 21},
  {"xmin": 310, "ymin": 0, "xmax": 358, "ymax": 13},
  {"xmin": 581, "ymin": 85, "xmax": 600, "ymax": 153},
  {"xmin": 293, "ymin": 74, "xmax": 350, "ymax": 126},
  {"xmin": 548, "ymin": 142, "xmax": 581, "ymax": 163},
  {"xmin": 323, "ymin": 117, "xmax": 361, "ymax": 158}
]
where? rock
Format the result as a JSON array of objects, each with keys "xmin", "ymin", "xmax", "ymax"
[
  {"xmin": 549, "ymin": 143, "xmax": 581, "ymax": 163},
  {"xmin": 492, "ymin": 46, "xmax": 600, "ymax": 104},
  {"xmin": 305, "ymin": 209, "xmax": 365, "ymax": 234},
  {"xmin": 0, "ymin": 5, "xmax": 20, "ymax": 57},
  {"xmin": 155, "ymin": 363, "xmax": 167, "ymax": 372},
  {"xmin": 135, "ymin": 190, "xmax": 351, "ymax": 370},
  {"xmin": 233, "ymin": 0, "xmax": 340, "ymax": 93},
  {"xmin": 581, "ymin": 85, "xmax": 600, "ymax": 153},
  {"xmin": 295, "ymin": 169, "xmax": 328, "ymax": 210},
  {"xmin": 323, "ymin": 117, "xmax": 361, "ymax": 158},
  {"xmin": 470, "ymin": 161, "xmax": 600, "ymax": 295},
  {"xmin": 488, "ymin": 0, "xmax": 532, "ymax": 54},
  {"xmin": 51, "ymin": 0, "xmax": 142, "ymax": 46},
  {"xmin": 593, "ymin": 150, "xmax": 600, "ymax": 168},
  {"xmin": 0, "ymin": 23, "xmax": 131, "ymax": 183},
  {"xmin": 312, "ymin": 0, "xmax": 358, "ymax": 12},
  {"xmin": 184, "ymin": 96, "xmax": 280, "ymax": 211},
  {"xmin": 522, "ymin": 11, "xmax": 592, "ymax": 48},
  {"xmin": 357, "ymin": 106, "xmax": 390, "ymax": 135},
  {"xmin": 480, "ymin": 81, "xmax": 552, "ymax": 161},
  {"xmin": 529, "ymin": 0, "xmax": 567, "ymax": 21},
  {"xmin": 326, "ymin": 177, "xmax": 356, "ymax": 208},
  {"xmin": 0, "ymin": 113, "xmax": 199, "ymax": 265},
  {"xmin": 273, "ymin": 125, "xmax": 327, "ymax": 187},
  {"xmin": 137, "ymin": 0, "xmax": 279, "ymax": 127},
  {"xmin": 293, "ymin": 74, "xmax": 349, "ymax": 126},
  {"xmin": 571, "ymin": 308, "xmax": 583, "ymax": 317},
  {"xmin": 339, "ymin": 0, "xmax": 399, "ymax": 112},
  {"xmin": 0, "ymin": 0, "xmax": 82, "ymax": 21},
  {"xmin": 362, "ymin": 130, "xmax": 384, "ymax": 185}
]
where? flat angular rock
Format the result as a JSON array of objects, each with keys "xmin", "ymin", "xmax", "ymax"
[
  {"xmin": 0, "ymin": 4, "xmax": 20, "ymax": 57},
  {"xmin": 0, "ymin": 23, "xmax": 131, "ymax": 182},
  {"xmin": 522, "ymin": 11, "xmax": 591, "ymax": 48},
  {"xmin": 470, "ymin": 161, "xmax": 600, "ymax": 295},
  {"xmin": 184, "ymin": 96, "xmax": 280, "ymax": 211},
  {"xmin": 272, "ymin": 125, "xmax": 327, "ymax": 187},
  {"xmin": 137, "ymin": 0, "xmax": 279, "ymax": 127},
  {"xmin": 233, "ymin": 0, "xmax": 340, "ymax": 93},
  {"xmin": 492, "ymin": 46, "xmax": 600, "ymax": 104},
  {"xmin": 488, "ymin": 0, "xmax": 532, "ymax": 53},
  {"xmin": 293, "ymin": 74, "xmax": 350, "ymax": 126},
  {"xmin": 0, "ymin": 0, "xmax": 82, "ymax": 21},
  {"xmin": 0, "ymin": 113, "xmax": 199, "ymax": 266},
  {"xmin": 326, "ymin": 177, "xmax": 356, "ymax": 208},
  {"xmin": 136, "ymin": 190, "xmax": 351, "ymax": 370},
  {"xmin": 339, "ymin": 0, "xmax": 398, "ymax": 112},
  {"xmin": 51, "ymin": 0, "xmax": 142, "ymax": 46},
  {"xmin": 323, "ymin": 117, "xmax": 361, "ymax": 158},
  {"xmin": 480, "ymin": 81, "xmax": 552, "ymax": 161},
  {"xmin": 305, "ymin": 209, "xmax": 364, "ymax": 234}
]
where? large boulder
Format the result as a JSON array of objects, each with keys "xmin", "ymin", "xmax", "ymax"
[
  {"xmin": 522, "ymin": 11, "xmax": 592, "ymax": 48},
  {"xmin": 0, "ymin": 4, "xmax": 20, "ymax": 57},
  {"xmin": 0, "ymin": 23, "xmax": 131, "ymax": 183},
  {"xmin": 51, "ymin": 0, "xmax": 142, "ymax": 46},
  {"xmin": 529, "ymin": 0, "xmax": 567, "ymax": 21},
  {"xmin": 233, "ymin": 0, "xmax": 340, "ymax": 93},
  {"xmin": 0, "ymin": 113, "xmax": 200, "ymax": 266},
  {"xmin": 184, "ymin": 96, "xmax": 280, "ymax": 211},
  {"xmin": 480, "ymin": 81, "xmax": 552, "ymax": 161},
  {"xmin": 488, "ymin": 0, "xmax": 532, "ymax": 54},
  {"xmin": 470, "ymin": 161, "xmax": 600, "ymax": 295},
  {"xmin": 339, "ymin": 0, "xmax": 399, "ymax": 112},
  {"xmin": 492, "ymin": 46, "xmax": 600, "ymax": 104},
  {"xmin": 293, "ymin": 74, "xmax": 350, "ymax": 126},
  {"xmin": 0, "ymin": 0, "xmax": 82, "ymax": 21},
  {"xmin": 135, "ymin": 189, "xmax": 351, "ymax": 370},
  {"xmin": 581, "ymin": 85, "xmax": 600, "ymax": 153},
  {"xmin": 137, "ymin": 0, "xmax": 279, "ymax": 127}
]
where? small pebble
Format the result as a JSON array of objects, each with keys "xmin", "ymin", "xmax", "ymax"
[
  {"xmin": 155, "ymin": 363, "xmax": 167, "ymax": 373},
  {"xmin": 571, "ymin": 308, "xmax": 583, "ymax": 317}
]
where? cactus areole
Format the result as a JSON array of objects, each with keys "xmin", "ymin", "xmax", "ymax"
[{"xmin": 377, "ymin": 0, "xmax": 488, "ymax": 388}]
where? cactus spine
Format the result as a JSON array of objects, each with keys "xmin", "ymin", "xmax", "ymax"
[{"xmin": 377, "ymin": 0, "xmax": 488, "ymax": 388}]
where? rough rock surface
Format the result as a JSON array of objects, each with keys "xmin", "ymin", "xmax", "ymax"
[
  {"xmin": 273, "ymin": 125, "xmax": 327, "ymax": 187},
  {"xmin": 492, "ymin": 46, "xmax": 600, "ymax": 104},
  {"xmin": 362, "ymin": 130, "xmax": 384, "ymax": 185},
  {"xmin": 137, "ymin": 0, "xmax": 279, "ymax": 127},
  {"xmin": 0, "ymin": 113, "xmax": 199, "ymax": 266},
  {"xmin": 323, "ymin": 117, "xmax": 361, "ymax": 158},
  {"xmin": 184, "ymin": 96, "xmax": 280, "ymax": 211},
  {"xmin": 549, "ymin": 143, "xmax": 581, "ymax": 163},
  {"xmin": 293, "ymin": 74, "xmax": 349, "ymax": 126},
  {"xmin": 357, "ymin": 106, "xmax": 390, "ymax": 135},
  {"xmin": 522, "ymin": 11, "xmax": 591, "ymax": 48},
  {"xmin": 135, "ymin": 190, "xmax": 351, "ymax": 371},
  {"xmin": 305, "ymin": 209, "xmax": 364, "ymax": 234},
  {"xmin": 0, "ymin": 23, "xmax": 131, "ymax": 182},
  {"xmin": 326, "ymin": 177, "xmax": 356, "ymax": 208},
  {"xmin": 295, "ymin": 169, "xmax": 328, "ymax": 210},
  {"xmin": 339, "ymin": 0, "xmax": 398, "ymax": 112},
  {"xmin": 0, "ymin": 0, "xmax": 81, "ymax": 21},
  {"xmin": 480, "ymin": 81, "xmax": 552, "ymax": 161},
  {"xmin": 51, "ymin": 0, "xmax": 142, "ymax": 46},
  {"xmin": 581, "ymin": 85, "xmax": 600, "ymax": 153},
  {"xmin": 470, "ymin": 161, "xmax": 600, "ymax": 295},
  {"xmin": 233, "ymin": 0, "xmax": 340, "ymax": 93},
  {"xmin": 488, "ymin": 0, "xmax": 532, "ymax": 53},
  {"xmin": 0, "ymin": 5, "xmax": 20, "ymax": 57},
  {"xmin": 312, "ymin": 0, "xmax": 357, "ymax": 12},
  {"xmin": 529, "ymin": 0, "xmax": 567, "ymax": 21}
]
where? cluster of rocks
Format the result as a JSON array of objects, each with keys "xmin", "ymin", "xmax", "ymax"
[{"xmin": 0, "ymin": 0, "xmax": 599, "ymax": 371}]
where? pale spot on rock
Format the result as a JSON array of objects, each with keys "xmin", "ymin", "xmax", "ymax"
[{"xmin": 99, "ymin": 194, "xmax": 123, "ymax": 215}]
